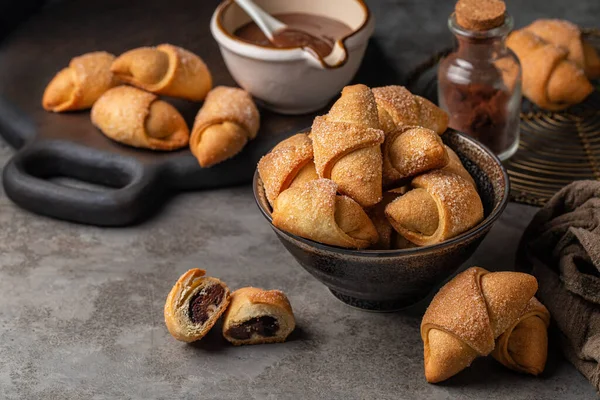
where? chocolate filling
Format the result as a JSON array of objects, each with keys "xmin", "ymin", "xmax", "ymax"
[
  {"xmin": 188, "ymin": 284, "xmax": 225, "ymax": 325},
  {"xmin": 226, "ymin": 316, "xmax": 280, "ymax": 340}
]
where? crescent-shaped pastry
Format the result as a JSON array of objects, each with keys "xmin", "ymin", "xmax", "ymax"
[
  {"xmin": 91, "ymin": 86, "xmax": 189, "ymax": 151},
  {"xmin": 272, "ymin": 179, "xmax": 379, "ymax": 249},
  {"xmin": 190, "ymin": 86, "xmax": 260, "ymax": 167},
  {"xmin": 440, "ymin": 145, "xmax": 476, "ymax": 187},
  {"xmin": 421, "ymin": 267, "xmax": 538, "ymax": 383},
  {"xmin": 382, "ymin": 126, "xmax": 449, "ymax": 187},
  {"xmin": 385, "ymin": 170, "xmax": 484, "ymax": 246},
  {"xmin": 111, "ymin": 44, "xmax": 212, "ymax": 101},
  {"xmin": 164, "ymin": 268, "xmax": 231, "ymax": 343},
  {"xmin": 43, "ymin": 51, "xmax": 119, "ymax": 112},
  {"xmin": 492, "ymin": 297, "xmax": 551, "ymax": 375},
  {"xmin": 258, "ymin": 133, "xmax": 318, "ymax": 207},
  {"xmin": 311, "ymin": 84, "xmax": 385, "ymax": 207},
  {"xmin": 372, "ymin": 85, "xmax": 449, "ymax": 135},
  {"xmin": 222, "ymin": 287, "xmax": 296, "ymax": 346},
  {"xmin": 366, "ymin": 187, "xmax": 408, "ymax": 250}
]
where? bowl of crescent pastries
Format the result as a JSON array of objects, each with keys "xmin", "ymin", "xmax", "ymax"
[{"xmin": 254, "ymin": 84, "xmax": 509, "ymax": 311}]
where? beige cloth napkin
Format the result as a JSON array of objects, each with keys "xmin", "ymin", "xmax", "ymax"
[{"xmin": 517, "ymin": 180, "xmax": 600, "ymax": 391}]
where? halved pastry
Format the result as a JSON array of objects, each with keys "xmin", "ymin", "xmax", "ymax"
[
  {"xmin": 372, "ymin": 85, "xmax": 449, "ymax": 135},
  {"xmin": 382, "ymin": 126, "xmax": 449, "ymax": 187},
  {"xmin": 272, "ymin": 179, "xmax": 379, "ymax": 249},
  {"xmin": 43, "ymin": 51, "xmax": 120, "ymax": 112},
  {"xmin": 190, "ymin": 86, "xmax": 260, "ymax": 167},
  {"xmin": 385, "ymin": 170, "xmax": 483, "ymax": 246},
  {"xmin": 164, "ymin": 268, "xmax": 231, "ymax": 343},
  {"xmin": 492, "ymin": 297, "xmax": 551, "ymax": 375},
  {"xmin": 111, "ymin": 44, "xmax": 212, "ymax": 101},
  {"xmin": 258, "ymin": 133, "xmax": 318, "ymax": 207},
  {"xmin": 222, "ymin": 287, "xmax": 296, "ymax": 346},
  {"xmin": 91, "ymin": 86, "xmax": 189, "ymax": 150},
  {"xmin": 310, "ymin": 84, "xmax": 385, "ymax": 207}
]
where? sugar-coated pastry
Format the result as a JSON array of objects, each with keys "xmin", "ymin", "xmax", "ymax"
[
  {"xmin": 382, "ymin": 126, "xmax": 449, "ymax": 187},
  {"xmin": 273, "ymin": 179, "xmax": 379, "ymax": 249},
  {"xmin": 222, "ymin": 287, "xmax": 296, "ymax": 346},
  {"xmin": 366, "ymin": 187, "xmax": 408, "ymax": 250},
  {"xmin": 492, "ymin": 297, "xmax": 550, "ymax": 375},
  {"xmin": 385, "ymin": 170, "xmax": 483, "ymax": 246},
  {"xmin": 164, "ymin": 268, "xmax": 231, "ymax": 343},
  {"xmin": 441, "ymin": 146, "xmax": 475, "ymax": 187},
  {"xmin": 258, "ymin": 133, "xmax": 318, "ymax": 207},
  {"xmin": 421, "ymin": 267, "xmax": 538, "ymax": 383},
  {"xmin": 91, "ymin": 86, "xmax": 189, "ymax": 150},
  {"xmin": 311, "ymin": 84, "xmax": 385, "ymax": 207},
  {"xmin": 43, "ymin": 51, "xmax": 119, "ymax": 112},
  {"xmin": 190, "ymin": 86, "xmax": 260, "ymax": 167},
  {"xmin": 111, "ymin": 44, "xmax": 212, "ymax": 101},
  {"xmin": 372, "ymin": 85, "xmax": 449, "ymax": 135}
]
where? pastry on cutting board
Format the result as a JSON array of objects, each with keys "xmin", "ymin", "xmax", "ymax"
[
  {"xmin": 111, "ymin": 44, "xmax": 212, "ymax": 101},
  {"xmin": 421, "ymin": 267, "xmax": 539, "ymax": 383},
  {"xmin": 258, "ymin": 133, "xmax": 318, "ymax": 207},
  {"xmin": 222, "ymin": 287, "xmax": 296, "ymax": 346},
  {"xmin": 164, "ymin": 268, "xmax": 231, "ymax": 343},
  {"xmin": 190, "ymin": 86, "xmax": 260, "ymax": 167},
  {"xmin": 272, "ymin": 179, "xmax": 379, "ymax": 249},
  {"xmin": 507, "ymin": 29, "xmax": 593, "ymax": 111},
  {"xmin": 43, "ymin": 51, "xmax": 120, "ymax": 112},
  {"xmin": 91, "ymin": 86, "xmax": 189, "ymax": 151},
  {"xmin": 385, "ymin": 170, "xmax": 483, "ymax": 246},
  {"xmin": 310, "ymin": 84, "xmax": 385, "ymax": 207}
]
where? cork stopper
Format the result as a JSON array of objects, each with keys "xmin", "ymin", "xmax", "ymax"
[{"xmin": 455, "ymin": 0, "xmax": 506, "ymax": 31}]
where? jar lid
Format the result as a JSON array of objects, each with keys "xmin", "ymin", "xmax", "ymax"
[{"xmin": 455, "ymin": 0, "xmax": 506, "ymax": 31}]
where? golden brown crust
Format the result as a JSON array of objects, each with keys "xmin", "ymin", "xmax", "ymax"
[
  {"xmin": 382, "ymin": 126, "xmax": 449, "ymax": 187},
  {"xmin": 492, "ymin": 297, "xmax": 550, "ymax": 375},
  {"xmin": 164, "ymin": 268, "xmax": 231, "ymax": 343},
  {"xmin": 272, "ymin": 179, "xmax": 378, "ymax": 249},
  {"xmin": 190, "ymin": 86, "xmax": 260, "ymax": 167},
  {"xmin": 43, "ymin": 51, "xmax": 119, "ymax": 112},
  {"xmin": 91, "ymin": 86, "xmax": 189, "ymax": 150},
  {"xmin": 366, "ymin": 187, "xmax": 408, "ymax": 250},
  {"xmin": 385, "ymin": 170, "xmax": 484, "ymax": 246},
  {"xmin": 455, "ymin": 0, "xmax": 506, "ymax": 31},
  {"xmin": 421, "ymin": 267, "xmax": 538, "ymax": 383},
  {"xmin": 111, "ymin": 44, "xmax": 212, "ymax": 101},
  {"xmin": 441, "ymin": 146, "xmax": 476, "ymax": 187},
  {"xmin": 222, "ymin": 287, "xmax": 296, "ymax": 346},
  {"xmin": 258, "ymin": 133, "xmax": 316, "ymax": 207},
  {"xmin": 507, "ymin": 29, "xmax": 593, "ymax": 111},
  {"xmin": 310, "ymin": 85, "xmax": 385, "ymax": 207},
  {"xmin": 372, "ymin": 86, "xmax": 449, "ymax": 135}
]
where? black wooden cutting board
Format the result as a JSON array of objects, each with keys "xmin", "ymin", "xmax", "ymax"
[{"xmin": 1, "ymin": 0, "xmax": 377, "ymax": 226}]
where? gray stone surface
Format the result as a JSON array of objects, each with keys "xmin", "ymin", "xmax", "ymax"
[{"xmin": 1, "ymin": 0, "xmax": 599, "ymax": 399}]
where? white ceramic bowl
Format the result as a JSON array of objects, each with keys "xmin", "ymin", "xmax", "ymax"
[{"xmin": 211, "ymin": 0, "xmax": 375, "ymax": 115}]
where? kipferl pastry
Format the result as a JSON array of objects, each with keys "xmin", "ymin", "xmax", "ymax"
[
  {"xmin": 523, "ymin": 19, "xmax": 600, "ymax": 79},
  {"xmin": 272, "ymin": 179, "xmax": 379, "ymax": 249},
  {"xmin": 91, "ymin": 86, "xmax": 189, "ymax": 150},
  {"xmin": 111, "ymin": 44, "xmax": 212, "ymax": 101},
  {"xmin": 258, "ymin": 133, "xmax": 318, "ymax": 207},
  {"xmin": 164, "ymin": 268, "xmax": 231, "ymax": 343},
  {"xmin": 190, "ymin": 86, "xmax": 260, "ymax": 167},
  {"xmin": 366, "ymin": 187, "xmax": 408, "ymax": 250},
  {"xmin": 372, "ymin": 85, "xmax": 449, "ymax": 135},
  {"xmin": 382, "ymin": 126, "xmax": 449, "ymax": 187},
  {"xmin": 421, "ymin": 267, "xmax": 539, "ymax": 383},
  {"xmin": 492, "ymin": 297, "xmax": 550, "ymax": 375},
  {"xmin": 222, "ymin": 287, "xmax": 296, "ymax": 346},
  {"xmin": 310, "ymin": 84, "xmax": 385, "ymax": 207},
  {"xmin": 42, "ymin": 51, "xmax": 119, "ymax": 112},
  {"xmin": 506, "ymin": 29, "xmax": 593, "ymax": 111},
  {"xmin": 441, "ymin": 146, "xmax": 476, "ymax": 187},
  {"xmin": 385, "ymin": 170, "xmax": 483, "ymax": 246}
]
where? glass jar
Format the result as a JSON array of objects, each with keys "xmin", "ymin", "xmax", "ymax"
[{"xmin": 438, "ymin": 13, "xmax": 522, "ymax": 160}]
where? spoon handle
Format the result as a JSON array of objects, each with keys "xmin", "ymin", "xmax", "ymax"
[{"xmin": 234, "ymin": 0, "xmax": 286, "ymax": 40}]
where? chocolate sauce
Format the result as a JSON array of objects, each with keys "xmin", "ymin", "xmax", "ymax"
[{"xmin": 234, "ymin": 13, "xmax": 353, "ymax": 58}]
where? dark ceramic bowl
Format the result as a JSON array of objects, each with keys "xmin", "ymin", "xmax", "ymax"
[{"xmin": 253, "ymin": 129, "xmax": 509, "ymax": 311}]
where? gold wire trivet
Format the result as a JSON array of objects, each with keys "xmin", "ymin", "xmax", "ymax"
[{"xmin": 406, "ymin": 28, "xmax": 600, "ymax": 206}]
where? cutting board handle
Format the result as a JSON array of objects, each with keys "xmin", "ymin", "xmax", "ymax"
[{"xmin": 2, "ymin": 139, "xmax": 167, "ymax": 226}]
